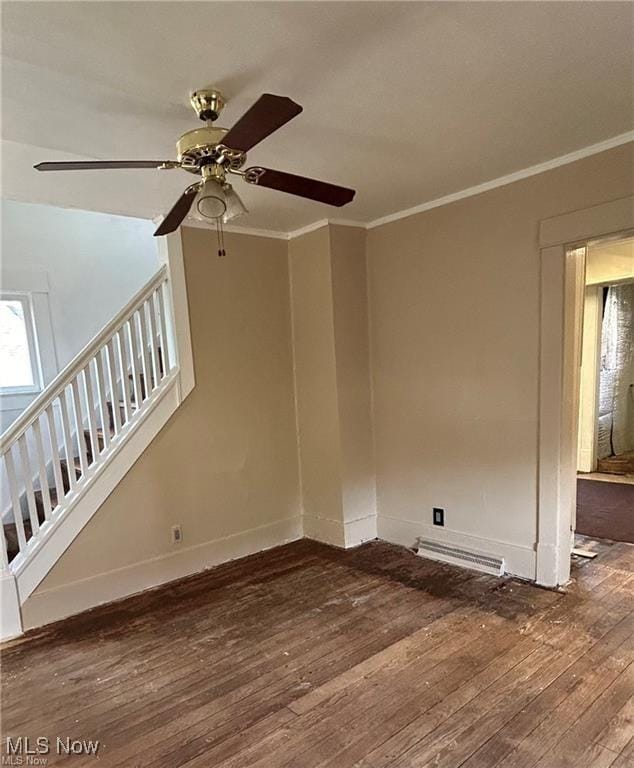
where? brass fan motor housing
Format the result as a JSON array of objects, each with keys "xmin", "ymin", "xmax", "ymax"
[{"xmin": 177, "ymin": 126, "xmax": 229, "ymax": 172}]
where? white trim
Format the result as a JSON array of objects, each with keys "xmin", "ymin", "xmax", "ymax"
[
  {"xmin": 172, "ymin": 132, "xmax": 633, "ymax": 241},
  {"xmin": 303, "ymin": 513, "xmax": 378, "ymax": 549},
  {"xmin": 0, "ymin": 292, "xmax": 42, "ymax": 395},
  {"xmin": 577, "ymin": 286, "xmax": 602, "ymax": 474},
  {"xmin": 179, "ymin": 218, "xmax": 289, "ymax": 241},
  {"xmin": 536, "ymin": 198, "xmax": 634, "ymax": 587},
  {"xmin": 303, "ymin": 515, "xmax": 345, "ymax": 548},
  {"xmin": 287, "ymin": 219, "xmax": 330, "ymax": 240},
  {"xmin": 0, "ymin": 571, "xmax": 22, "ymax": 641},
  {"xmin": 22, "ymin": 515, "xmax": 303, "ymax": 631},
  {"xmin": 344, "ymin": 514, "xmax": 377, "ymax": 548},
  {"xmin": 181, "ymin": 218, "xmax": 365, "ymax": 241},
  {"xmin": 157, "ymin": 232, "xmax": 195, "ymax": 400},
  {"xmin": 367, "ymin": 132, "xmax": 634, "ymax": 230},
  {"xmin": 540, "ymin": 196, "xmax": 634, "ymax": 249},
  {"xmin": 377, "ymin": 514, "xmax": 536, "ymax": 580}
]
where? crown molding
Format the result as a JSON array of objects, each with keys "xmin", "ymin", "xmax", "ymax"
[
  {"xmin": 286, "ymin": 219, "xmax": 330, "ymax": 239},
  {"xmin": 175, "ymin": 218, "xmax": 289, "ymax": 240},
  {"xmin": 365, "ymin": 131, "xmax": 634, "ymax": 230},
  {"xmin": 286, "ymin": 218, "xmax": 368, "ymax": 240},
  {"xmin": 157, "ymin": 131, "xmax": 633, "ymax": 241}
]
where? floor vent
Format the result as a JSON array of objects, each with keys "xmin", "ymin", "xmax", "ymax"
[{"xmin": 416, "ymin": 538, "xmax": 504, "ymax": 576}]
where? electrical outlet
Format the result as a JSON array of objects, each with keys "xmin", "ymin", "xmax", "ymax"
[
  {"xmin": 433, "ymin": 508, "xmax": 445, "ymax": 526},
  {"xmin": 171, "ymin": 524, "xmax": 183, "ymax": 544}
]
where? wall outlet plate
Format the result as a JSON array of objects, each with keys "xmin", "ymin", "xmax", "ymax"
[
  {"xmin": 433, "ymin": 508, "xmax": 445, "ymax": 526},
  {"xmin": 172, "ymin": 524, "xmax": 183, "ymax": 544}
]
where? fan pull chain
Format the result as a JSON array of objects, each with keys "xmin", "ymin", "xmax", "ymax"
[{"xmin": 215, "ymin": 219, "xmax": 226, "ymax": 258}]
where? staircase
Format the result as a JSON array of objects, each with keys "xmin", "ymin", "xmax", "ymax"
[
  {"xmin": 597, "ymin": 450, "xmax": 634, "ymax": 476},
  {"xmin": 0, "ymin": 261, "xmax": 190, "ymax": 639},
  {"xmin": 3, "ymin": 358, "xmax": 163, "ymax": 563}
]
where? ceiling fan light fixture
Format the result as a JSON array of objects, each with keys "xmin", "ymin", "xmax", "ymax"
[
  {"xmin": 192, "ymin": 178, "xmax": 227, "ymax": 221},
  {"xmin": 222, "ymin": 184, "xmax": 248, "ymax": 223}
]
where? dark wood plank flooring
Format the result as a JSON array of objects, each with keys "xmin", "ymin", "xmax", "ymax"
[{"xmin": 1, "ymin": 538, "xmax": 632, "ymax": 767}]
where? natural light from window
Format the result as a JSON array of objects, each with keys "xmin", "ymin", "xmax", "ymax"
[{"xmin": 0, "ymin": 298, "xmax": 36, "ymax": 389}]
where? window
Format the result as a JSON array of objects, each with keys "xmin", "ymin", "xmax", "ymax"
[{"xmin": 0, "ymin": 294, "xmax": 41, "ymax": 394}]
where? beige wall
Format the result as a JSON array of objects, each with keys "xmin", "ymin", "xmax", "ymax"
[
  {"xmin": 289, "ymin": 227, "xmax": 344, "ymax": 542},
  {"xmin": 329, "ymin": 226, "xmax": 376, "ymax": 535},
  {"xmin": 367, "ymin": 143, "xmax": 634, "ymax": 577},
  {"xmin": 21, "ymin": 142, "xmax": 634, "ymax": 627},
  {"xmin": 23, "ymin": 227, "xmax": 301, "ymax": 628},
  {"xmin": 288, "ymin": 225, "xmax": 376, "ymax": 546}
]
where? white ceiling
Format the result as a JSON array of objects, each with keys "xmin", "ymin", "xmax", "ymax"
[{"xmin": 2, "ymin": 2, "xmax": 632, "ymax": 233}]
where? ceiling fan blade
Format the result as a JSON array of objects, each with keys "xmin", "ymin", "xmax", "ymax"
[
  {"xmin": 34, "ymin": 160, "xmax": 176, "ymax": 171},
  {"xmin": 244, "ymin": 167, "xmax": 355, "ymax": 207},
  {"xmin": 154, "ymin": 185, "xmax": 199, "ymax": 237},
  {"xmin": 222, "ymin": 94, "xmax": 302, "ymax": 152}
]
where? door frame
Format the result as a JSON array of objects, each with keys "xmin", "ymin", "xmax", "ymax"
[
  {"xmin": 536, "ymin": 196, "xmax": 634, "ymax": 587},
  {"xmin": 577, "ymin": 284, "xmax": 602, "ymax": 474}
]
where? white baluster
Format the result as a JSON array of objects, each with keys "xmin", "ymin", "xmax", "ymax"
[
  {"xmin": 45, "ymin": 405, "xmax": 64, "ymax": 504},
  {"xmin": 32, "ymin": 416, "xmax": 53, "ymax": 522},
  {"xmin": 105, "ymin": 338, "xmax": 122, "ymax": 435},
  {"xmin": 71, "ymin": 377, "xmax": 89, "ymax": 475},
  {"xmin": 146, "ymin": 297, "xmax": 160, "ymax": 387},
  {"xmin": 1, "ymin": 527, "xmax": 9, "ymax": 569},
  {"xmin": 136, "ymin": 308, "xmax": 152, "ymax": 399},
  {"xmin": 94, "ymin": 348, "xmax": 111, "ymax": 451},
  {"xmin": 157, "ymin": 281, "xmax": 172, "ymax": 373},
  {"xmin": 59, "ymin": 387, "xmax": 77, "ymax": 491},
  {"xmin": 127, "ymin": 318, "xmax": 144, "ymax": 407},
  {"xmin": 83, "ymin": 364, "xmax": 101, "ymax": 463},
  {"xmin": 117, "ymin": 328, "xmax": 134, "ymax": 424},
  {"xmin": 17, "ymin": 435, "xmax": 40, "ymax": 536},
  {"xmin": 152, "ymin": 290, "xmax": 165, "ymax": 380},
  {"xmin": 4, "ymin": 448, "xmax": 28, "ymax": 554}
]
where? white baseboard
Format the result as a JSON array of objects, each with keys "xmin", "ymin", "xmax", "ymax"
[
  {"xmin": 344, "ymin": 514, "xmax": 377, "ymax": 547},
  {"xmin": 377, "ymin": 514, "xmax": 535, "ymax": 580},
  {"xmin": 22, "ymin": 516, "xmax": 302, "ymax": 631},
  {"xmin": 303, "ymin": 515, "xmax": 345, "ymax": 547},
  {"xmin": 535, "ymin": 541, "xmax": 564, "ymax": 587},
  {"xmin": 303, "ymin": 514, "xmax": 377, "ymax": 549}
]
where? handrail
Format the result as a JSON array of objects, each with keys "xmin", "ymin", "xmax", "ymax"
[{"xmin": 0, "ymin": 265, "xmax": 168, "ymax": 449}]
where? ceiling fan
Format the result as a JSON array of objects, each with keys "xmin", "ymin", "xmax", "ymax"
[{"xmin": 34, "ymin": 89, "xmax": 356, "ymax": 240}]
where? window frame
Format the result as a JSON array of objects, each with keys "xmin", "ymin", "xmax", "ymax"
[{"xmin": 0, "ymin": 291, "xmax": 43, "ymax": 396}]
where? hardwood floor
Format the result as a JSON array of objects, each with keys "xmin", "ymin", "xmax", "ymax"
[{"xmin": 1, "ymin": 537, "xmax": 632, "ymax": 767}]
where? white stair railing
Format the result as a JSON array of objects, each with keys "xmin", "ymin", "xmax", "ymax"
[{"xmin": 0, "ymin": 265, "xmax": 176, "ymax": 572}]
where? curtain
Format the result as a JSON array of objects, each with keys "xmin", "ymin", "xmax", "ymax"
[{"xmin": 597, "ymin": 283, "xmax": 634, "ymax": 458}]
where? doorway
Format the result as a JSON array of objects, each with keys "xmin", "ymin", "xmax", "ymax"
[{"xmin": 576, "ymin": 235, "xmax": 634, "ymax": 543}]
